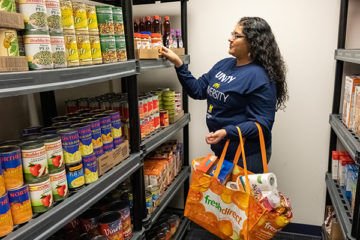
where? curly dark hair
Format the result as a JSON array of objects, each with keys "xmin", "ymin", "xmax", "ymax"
[{"xmin": 239, "ymin": 17, "xmax": 288, "ymax": 110}]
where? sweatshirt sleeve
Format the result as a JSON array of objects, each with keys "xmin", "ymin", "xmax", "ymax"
[
  {"xmin": 175, "ymin": 64, "xmax": 211, "ymax": 100},
  {"xmin": 223, "ymin": 82, "xmax": 276, "ymax": 140}
]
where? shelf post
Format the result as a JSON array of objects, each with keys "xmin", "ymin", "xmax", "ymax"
[{"xmin": 40, "ymin": 91, "xmax": 58, "ymax": 127}]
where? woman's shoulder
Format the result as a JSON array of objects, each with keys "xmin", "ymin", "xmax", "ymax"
[{"xmin": 213, "ymin": 57, "xmax": 236, "ymax": 68}]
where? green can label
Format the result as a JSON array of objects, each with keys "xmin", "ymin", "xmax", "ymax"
[
  {"xmin": 22, "ymin": 145, "xmax": 49, "ymax": 184},
  {"xmin": 115, "ymin": 35, "xmax": 127, "ymax": 62},
  {"xmin": 50, "ymin": 170, "xmax": 68, "ymax": 202},
  {"xmin": 29, "ymin": 179, "xmax": 53, "ymax": 213},
  {"xmin": 96, "ymin": 6, "xmax": 114, "ymax": 35},
  {"xmin": 112, "ymin": 7, "xmax": 124, "ymax": 35},
  {"xmin": 100, "ymin": 35, "xmax": 116, "ymax": 63}
]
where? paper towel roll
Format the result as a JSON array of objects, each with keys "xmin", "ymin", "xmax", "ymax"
[{"xmin": 238, "ymin": 173, "xmax": 278, "ymax": 192}]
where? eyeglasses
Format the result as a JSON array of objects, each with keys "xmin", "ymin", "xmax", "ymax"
[{"xmin": 230, "ymin": 32, "xmax": 245, "ymax": 39}]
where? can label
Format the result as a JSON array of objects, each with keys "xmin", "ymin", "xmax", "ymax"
[
  {"xmin": 89, "ymin": 34, "xmax": 102, "ymax": 64},
  {"xmin": 103, "ymin": 142, "xmax": 113, "ymax": 153},
  {"xmin": 66, "ymin": 162, "xmax": 85, "ymax": 189},
  {"xmin": 80, "ymin": 217, "xmax": 101, "ymax": 236},
  {"xmin": 83, "ymin": 154, "xmax": 98, "ymax": 184},
  {"xmin": 76, "ymin": 124, "xmax": 93, "ymax": 156},
  {"xmin": 50, "ymin": 34, "xmax": 67, "ymax": 68},
  {"xmin": 19, "ymin": 0, "xmax": 48, "ymax": 31},
  {"xmin": 99, "ymin": 115, "xmax": 113, "ymax": 144},
  {"xmin": 46, "ymin": 0, "xmax": 62, "ymax": 33},
  {"xmin": 0, "ymin": 173, "xmax": 5, "ymax": 197},
  {"xmin": 113, "ymin": 137, "xmax": 123, "ymax": 149},
  {"xmin": 72, "ymin": 2, "xmax": 88, "ymax": 31},
  {"xmin": 88, "ymin": 120, "xmax": 103, "ymax": 149},
  {"xmin": 22, "ymin": 146, "xmax": 49, "ymax": 183},
  {"xmin": 86, "ymin": 5, "xmax": 98, "ymax": 33},
  {"xmin": 94, "ymin": 147, "xmax": 104, "ymax": 158},
  {"xmin": 8, "ymin": 185, "xmax": 33, "ymax": 224},
  {"xmin": 76, "ymin": 33, "xmax": 92, "ymax": 65},
  {"xmin": 60, "ymin": 0, "xmax": 75, "ymax": 31},
  {"xmin": 100, "ymin": 35, "xmax": 117, "ymax": 63},
  {"xmin": 115, "ymin": 35, "xmax": 127, "ymax": 62},
  {"xmin": 29, "ymin": 179, "xmax": 53, "ymax": 213},
  {"xmin": 64, "ymin": 32, "xmax": 80, "ymax": 66},
  {"xmin": 0, "ymin": 193, "xmax": 13, "ymax": 237},
  {"xmin": 110, "ymin": 112, "xmax": 122, "ymax": 138},
  {"xmin": 0, "ymin": 149, "xmax": 24, "ymax": 190},
  {"xmin": 24, "ymin": 33, "xmax": 53, "ymax": 70},
  {"xmin": 100, "ymin": 219, "xmax": 123, "ymax": 240},
  {"xmin": 44, "ymin": 138, "xmax": 64, "ymax": 173},
  {"xmin": 60, "ymin": 131, "xmax": 82, "ymax": 164},
  {"xmin": 50, "ymin": 170, "xmax": 68, "ymax": 201},
  {"xmin": 112, "ymin": 7, "xmax": 124, "ymax": 35},
  {"xmin": 96, "ymin": 6, "xmax": 114, "ymax": 35}
]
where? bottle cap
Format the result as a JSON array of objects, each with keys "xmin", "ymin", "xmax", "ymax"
[
  {"xmin": 145, "ymin": 16, "xmax": 151, "ymax": 21},
  {"xmin": 151, "ymin": 33, "xmax": 162, "ymax": 38},
  {"xmin": 164, "ymin": 16, "xmax": 170, "ymax": 21},
  {"xmin": 153, "ymin": 15, "xmax": 160, "ymax": 20}
]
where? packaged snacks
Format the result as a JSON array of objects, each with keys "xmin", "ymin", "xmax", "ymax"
[
  {"xmin": 63, "ymin": 32, "xmax": 80, "ymax": 67},
  {"xmin": 72, "ymin": 1, "xmax": 88, "ymax": 32},
  {"xmin": 18, "ymin": 0, "xmax": 48, "ymax": 31},
  {"xmin": 60, "ymin": 0, "xmax": 75, "ymax": 33}
]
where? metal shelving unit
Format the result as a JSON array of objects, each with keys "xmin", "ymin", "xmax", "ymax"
[
  {"xmin": 143, "ymin": 166, "xmax": 191, "ymax": 230},
  {"xmin": 138, "ymin": 55, "xmax": 190, "ymax": 72},
  {"xmin": 132, "ymin": 228, "xmax": 145, "ymax": 240},
  {"xmin": 140, "ymin": 113, "xmax": 191, "ymax": 155},
  {"xmin": 173, "ymin": 217, "xmax": 191, "ymax": 240},
  {"xmin": 3, "ymin": 153, "xmax": 141, "ymax": 240},
  {"xmin": 335, "ymin": 49, "xmax": 360, "ymax": 64}
]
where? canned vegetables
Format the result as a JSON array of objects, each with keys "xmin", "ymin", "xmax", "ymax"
[
  {"xmin": 70, "ymin": 122, "xmax": 93, "ymax": 156},
  {"xmin": 100, "ymin": 35, "xmax": 117, "ymax": 63},
  {"xmin": 96, "ymin": 6, "xmax": 114, "ymax": 35},
  {"xmin": 45, "ymin": 0, "xmax": 62, "ymax": 33},
  {"xmin": 57, "ymin": 129, "xmax": 82, "ymax": 164},
  {"xmin": 63, "ymin": 32, "xmax": 80, "ymax": 67},
  {"xmin": 0, "ymin": 193, "xmax": 13, "ymax": 237},
  {"xmin": 50, "ymin": 33, "xmax": 67, "ymax": 68},
  {"xmin": 65, "ymin": 161, "xmax": 85, "ymax": 190},
  {"xmin": 99, "ymin": 212, "xmax": 123, "ymax": 240},
  {"xmin": 0, "ymin": 0, "xmax": 16, "ymax": 12},
  {"xmin": 60, "ymin": 0, "xmax": 75, "ymax": 32},
  {"xmin": 82, "ymin": 153, "xmax": 98, "ymax": 184},
  {"xmin": 0, "ymin": 146, "xmax": 24, "ymax": 190},
  {"xmin": 29, "ymin": 178, "xmax": 53, "ymax": 212},
  {"xmin": 76, "ymin": 33, "xmax": 92, "ymax": 65},
  {"xmin": 8, "ymin": 185, "xmax": 33, "ymax": 224},
  {"xmin": 19, "ymin": 0, "xmax": 48, "ymax": 31},
  {"xmin": 86, "ymin": 5, "xmax": 99, "ymax": 33}
]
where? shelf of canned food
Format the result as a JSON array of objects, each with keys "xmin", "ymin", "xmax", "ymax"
[{"xmin": 2, "ymin": 152, "xmax": 141, "ymax": 240}]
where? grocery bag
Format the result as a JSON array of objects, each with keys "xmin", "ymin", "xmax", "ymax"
[{"xmin": 184, "ymin": 123, "xmax": 292, "ymax": 240}]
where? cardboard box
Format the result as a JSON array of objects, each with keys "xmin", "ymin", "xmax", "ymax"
[
  {"xmin": 98, "ymin": 140, "xmax": 130, "ymax": 176},
  {"xmin": 135, "ymin": 49, "xmax": 159, "ymax": 59},
  {"xmin": 0, "ymin": 12, "xmax": 24, "ymax": 30},
  {"xmin": 170, "ymin": 48, "xmax": 185, "ymax": 56},
  {"xmin": 0, "ymin": 56, "xmax": 28, "ymax": 72},
  {"xmin": 169, "ymin": 110, "xmax": 184, "ymax": 124},
  {"xmin": 342, "ymin": 75, "xmax": 360, "ymax": 129}
]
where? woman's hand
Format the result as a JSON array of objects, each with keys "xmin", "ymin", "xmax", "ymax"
[
  {"xmin": 205, "ymin": 129, "xmax": 227, "ymax": 144},
  {"xmin": 162, "ymin": 46, "xmax": 183, "ymax": 68}
]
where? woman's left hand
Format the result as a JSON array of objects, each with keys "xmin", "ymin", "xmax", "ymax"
[{"xmin": 205, "ymin": 129, "xmax": 227, "ymax": 144}]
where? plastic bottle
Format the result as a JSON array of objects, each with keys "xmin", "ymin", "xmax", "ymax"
[
  {"xmin": 139, "ymin": 17, "xmax": 146, "ymax": 32},
  {"xmin": 176, "ymin": 29, "xmax": 183, "ymax": 48},
  {"xmin": 163, "ymin": 16, "xmax": 171, "ymax": 47},
  {"xmin": 169, "ymin": 29, "xmax": 176, "ymax": 48},
  {"xmin": 145, "ymin": 16, "xmax": 152, "ymax": 32},
  {"xmin": 133, "ymin": 19, "xmax": 139, "ymax": 33},
  {"xmin": 152, "ymin": 15, "xmax": 161, "ymax": 33}
]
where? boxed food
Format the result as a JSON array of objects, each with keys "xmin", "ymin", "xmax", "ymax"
[
  {"xmin": 135, "ymin": 48, "xmax": 159, "ymax": 59},
  {"xmin": 342, "ymin": 75, "xmax": 360, "ymax": 129},
  {"xmin": 98, "ymin": 140, "xmax": 129, "ymax": 176},
  {"xmin": 0, "ymin": 11, "xmax": 24, "ymax": 29},
  {"xmin": 169, "ymin": 47, "xmax": 185, "ymax": 56}
]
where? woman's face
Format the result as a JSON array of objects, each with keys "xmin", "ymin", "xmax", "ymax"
[{"xmin": 228, "ymin": 24, "xmax": 251, "ymax": 59}]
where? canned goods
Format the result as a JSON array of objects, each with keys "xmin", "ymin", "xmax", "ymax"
[
  {"xmin": 105, "ymin": 110, "xmax": 122, "ymax": 138},
  {"xmin": 66, "ymin": 217, "xmax": 81, "ymax": 231},
  {"xmin": 143, "ymin": 97, "xmax": 148, "ymax": 117},
  {"xmin": 72, "ymin": 1, "xmax": 88, "ymax": 32},
  {"xmin": 108, "ymin": 201, "xmax": 132, "ymax": 240},
  {"xmin": 99, "ymin": 212, "xmax": 123, "ymax": 240},
  {"xmin": 46, "ymin": 0, "xmax": 62, "ymax": 33},
  {"xmin": 103, "ymin": 142, "xmax": 113, "ymax": 153},
  {"xmin": 70, "ymin": 123, "xmax": 93, "ymax": 156},
  {"xmin": 151, "ymin": 185, "xmax": 160, "ymax": 207},
  {"xmin": 91, "ymin": 109, "xmax": 105, "ymax": 114},
  {"xmin": 22, "ymin": 126, "xmax": 42, "ymax": 136},
  {"xmin": 41, "ymin": 126, "xmax": 59, "ymax": 134},
  {"xmin": 112, "ymin": 7, "xmax": 124, "ymax": 35},
  {"xmin": 147, "ymin": 95, "xmax": 153, "ymax": 115},
  {"xmin": 145, "ymin": 190, "xmax": 153, "ymax": 215},
  {"xmin": 50, "ymin": 33, "xmax": 67, "ymax": 68},
  {"xmin": 81, "ymin": 118, "xmax": 103, "ymax": 149},
  {"xmin": 89, "ymin": 33, "xmax": 102, "ymax": 64},
  {"xmin": 0, "ymin": 193, "xmax": 13, "ymax": 237},
  {"xmin": 52, "ymin": 115, "xmax": 68, "ymax": 123},
  {"xmin": 96, "ymin": 6, "xmax": 114, "ymax": 35},
  {"xmin": 49, "ymin": 169, "xmax": 68, "ymax": 201},
  {"xmin": 24, "ymin": 31, "xmax": 53, "ymax": 70},
  {"xmin": 0, "ymin": 29, "xmax": 19, "ymax": 57},
  {"xmin": 154, "ymin": 112, "xmax": 160, "ymax": 129},
  {"xmin": 100, "ymin": 100, "xmax": 111, "ymax": 110},
  {"xmin": 60, "ymin": 0, "xmax": 75, "ymax": 32},
  {"xmin": 79, "ymin": 208, "xmax": 102, "ymax": 236},
  {"xmin": 19, "ymin": 0, "xmax": 48, "ymax": 31},
  {"xmin": 8, "ymin": 185, "xmax": 33, "ymax": 224},
  {"xmin": 78, "ymin": 99, "xmax": 89, "ymax": 109},
  {"xmin": 52, "ymin": 121, "xmax": 72, "ymax": 129},
  {"xmin": 64, "ymin": 32, "xmax": 80, "ymax": 67},
  {"xmin": 115, "ymin": 35, "xmax": 127, "ymax": 62},
  {"xmin": 65, "ymin": 161, "xmax": 85, "ymax": 189},
  {"xmin": 82, "ymin": 153, "xmax": 98, "ymax": 184},
  {"xmin": 76, "ymin": 33, "xmax": 92, "ymax": 66},
  {"xmin": 89, "ymin": 99, "xmax": 100, "ymax": 110},
  {"xmin": 94, "ymin": 147, "xmax": 104, "ymax": 158},
  {"xmin": 21, "ymin": 141, "xmax": 48, "ymax": 184},
  {"xmin": 160, "ymin": 110, "xmax": 169, "ymax": 127},
  {"xmin": 138, "ymin": 98, "xmax": 144, "ymax": 119},
  {"xmin": 38, "ymin": 134, "xmax": 64, "ymax": 173},
  {"xmin": 0, "ymin": 140, "xmax": 23, "ymax": 146},
  {"xmin": 94, "ymin": 114, "xmax": 113, "ymax": 144},
  {"xmin": 86, "ymin": 5, "xmax": 99, "ymax": 33},
  {"xmin": 0, "ymin": 166, "xmax": 5, "ymax": 196},
  {"xmin": 100, "ymin": 35, "xmax": 117, "ymax": 63},
  {"xmin": 57, "ymin": 129, "xmax": 82, "ymax": 164},
  {"xmin": 113, "ymin": 137, "xmax": 123, "ymax": 149},
  {"xmin": 29, "ymin": 178, "xmax": 53, "ymax": 212}
]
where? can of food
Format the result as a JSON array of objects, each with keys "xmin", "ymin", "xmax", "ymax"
[
  {"xmin": 93, "ymin": 147, "xmax": 104, "ymax": 158},
  {"xmin": 103, "ymin": 142, "xmax": 113, "ymax": 153},
  {"xmin": 17, "ymin": 34, "xmax": 26, "ymax": 56},
  {"xmin": 20, "ymin": 141, "xmax": 48, "ymax": 184},
  {"xmin": 24, "ymin": 31, "xmax": 53, "ymax": 70},
  {"xmin": 7, "ymin": 185, "xmax": 33, "ymax": 224},
  {"xmin": 50, "ymin": 33, "xmax": 67, "ymax": 68},
  {"xmin": 76, "ymin": 33, "xmax": 92, "ymax": 66},
  {"xmin": 81, "ymin": 118, "xmax": 103, "ymax": 149},
  {"xmin": 96, "ymin": 6, "xmax": 114, "ymax": 35},
  {"xmin": 145, "ymin": 190, "xmax": 153, "ymax": 215},
  {"xmin": 112, "ymin": 7, "xmax": 124, "ymax": 35},
  {"xmin": 99, "ymin": 35, "xmax": 116, "ymax": 63},
  {"xmin": 63, "ymin": 32, "xmax": 80, "ymax": 67},
  {"xmin": 91, "ymin": 109, "xmax": 105, "ymax": 114},
  {"xmin": 70, "ymin": 123, "xmax": 93, "ymax": 156},
  {"xmin": 89, "ymin": 99, "xmax": 100, "ymax": 110},
  {"xmin": 108, "ymin": 201, "xmax": 132, "ymax": 240},
  {"xmin": 86, "ymin": 5, "xmax": 98, "ymax": 32},
  {"xmin": 45, "ymin": 0, "xmax": 62, "ymax": 33},
  {"xmin": 0, "ymin": 165, "xmax": 5, "ymax": 196},
  {"xmin": 18, "ymin": 0, "xmax": 48, "ymax": 31},
  {"xmin": 115, "ymin": 35, "xmax": 127, "ymax": 62},
  {"xmin": 79, "ymin": 208, "xmax": 102, "ymax": 236},
  {"xmin": 100, "ymin": 100, "xmax": 111, "ymax": 110},
  {"xmin": 0, "ymin": 29, "xmax": 19, "ymax": 57},
  {"xmin": 22, "ymin": 126, "xmax": 42, "ymax": 136},
  {"xmin": 66, "ymin": 217, "xmax": 81, "ymax": 231},
  {"xmin": 28, "ymin": 178, "xmax": 53, "ymax": 212},
  {"xmin": 57, "ymin": 129, "xmax": 82, "ymax": 164},
  {"xmin": 22, "ymin": 133, "xmax": 42, "ymax": 142},
  {"xmin": 113, "ymin": 137, "xmax": 123, "ymax": 149},
  {"xmin": 147, "ymin": 95, "xmax": 153, "ymax": 115},
  {"xmin": 151, "ymin": 185, "xmax": 160, "ymax": 207},
  {"xmin": 41, "ymin": 126, "xmax": 59, "ymax": 135},
  {"xmin": 60, "ymin": 0, "xmax": 75, "ymax": 33},
  {"xmin": 138, "ymin": 98, "xmax": 144, "ymax": 119},
  {"xmin": 72, "ymin": 1, "xmax": 88, "ymax": 32},
  {"xmin": 0, "ymin": 0, "xmax": 15, "ymax": 12},
  {"xmin": 52, "ymin": 121, "xmax": 72, "ymax": 129},
  {"xmin": 160, "ymin": 110, "xmax": 169, "ymax": 127},
  {"xmin": 38, "ymin": 134, "xmax": 64, "ymax": 173},
  {"xmin": 99, "ymin": 212, "xmax": 123, "ymax": 240},
  {"xmin": 94, "ymin": 114, "xmax": 113, "ymax": 144},
  {"xmin": 82, "ymin": 153, "xmax": 98, "ymax": 184},
  {"xmin": 49, "ymin": 169, "xmax": 68, "ymax": 201},
  {"xmin": 65, "ymin": 161, "xmax": 85, "ymax": 190},
  {"xmin": 89, "ymin": 33, "xmax": 102, "ymax": 64},
  {"xmin": 153, "ymin": 112, "xmax": 160, "ymax": 130},
  {"xmin": 104, "ymin": 110, "xmax": 122, "ymax": 139},
  {"xmin": 140, "ymin": 118, "xmax": 145, "ymax": 139},
  {"xmin": 0, "ymin": 193, "xmax": 13, "ymax": 237}
]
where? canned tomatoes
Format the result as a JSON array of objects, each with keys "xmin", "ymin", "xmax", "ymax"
[
  {"xmin": 81, "ymin": 118, "xmax": 103, "ymax": 149},
  {"xmin": 99, "ymin": 212, "xmax": 123, "ymax": 240},
  {"xmin": 50, "ymin": 169, "xmax": 68, "ymax": 201},
  {"xmin": 39, "ymin": 134, "xmax": 64, "ymax": 174},
  {"xmin": 79, "ymin": 208, "xmax": 102, "ymax": 236},
  {"xmin": 82, "ymin": 153, "xmax": 98, "ymax": 184},
  {"xmin": 21, "ymin": 141, "xmax": 49, "ymax": 183},
  {"xmin": 94, "ymin": 114, "xmax": 113, "ymax": 144},
  {"xmin": 29, "ymin": 179, "xmax": 53, "ymax": 213},
  {"xmin": 57, "ymin": 129, "xmax": 82, "ymax": 164},
  {"xmin": 71, "ymin": 123, "xmax": 94, "ymax": 156},
  {"xmin": 0, "ymin": 146, "xmax": 23, "ymax": 190},
  {"xmin": 0, "ymin": 193, "xmax": 13, "ymax": 237},
  {"xmin": 108, "ymin": 201, "xmax": 132, "ymax": 240},
  {"xmin": 66, "ymin": 161, "xmax": 85, "ymax": 190},
  {"xmin": 8, "ymin": 185, "xmax": 33, "ymax": 224}
]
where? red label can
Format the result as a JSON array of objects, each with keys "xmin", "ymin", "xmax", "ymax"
[{"xmin": 99, "ymin": 212, "xmax": 124, "ymax": 240}]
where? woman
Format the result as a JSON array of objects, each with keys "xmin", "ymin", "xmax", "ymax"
[{"xmin": 162, "ymin": 17, "xmax": 288, "ymax": 173}]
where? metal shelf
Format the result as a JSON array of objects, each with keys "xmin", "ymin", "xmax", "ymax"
[
  {"xmin": 138, "ymin": 55, "xmax": 190, "ymax": 72},
  {"xmin": 141, "ymin": 113, "xmax": 190, "ymax": 155},
  {"xmin": 0, "ymin": 60, "xmax": 137, "ymax": 98},
  {"xmin": 133, "ymin": 0, "xmax": 184, "ymax": 5},
  {"xmin": 143, "ymin": 166, "xmax": 190, "ymax": 230},
  {"xmin": 132, "ymin": 228, "xmax": 145, "ymax": 240},
  {"xmin": 329, "ymin": 114, "xmax": 360, "ymax": 165},
  {"xmin": 335, "ymin": 49, "xmax": 360, "ymax": 64},
  {"xmin": 3, "ymin": 153, "xmax": 141, "ymax": 240},
  {"xmin": 173, "ymin": 217, "xmax": 191, "ymax": 240},
  {"xmin": 325, "ymin": 173, "xmax": 356, "ymax": 240}
]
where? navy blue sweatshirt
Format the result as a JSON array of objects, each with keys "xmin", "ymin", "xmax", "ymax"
[{"xmin": 175, "ymin": 57, "xmax": 276, "ymax": 159}]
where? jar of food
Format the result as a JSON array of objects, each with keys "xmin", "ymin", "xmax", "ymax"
[
  {"xmin": 151, "ymin": 33, "xmax": 162, "ymax": 54},
  {"xmin": 141, "ymin": 33, "xmax": 151, "ymax": 49},
  {"xmin": 134, "ymin": 33, "xmax": 141, "ymax": 50}
]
